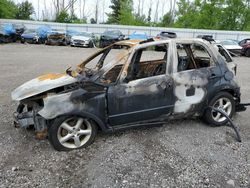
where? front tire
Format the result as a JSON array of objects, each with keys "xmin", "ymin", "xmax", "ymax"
[
  {"xmin": 204, "ymin": 92, "xmax": 235, "ymax": 126},
  {"xmin": 245, "ymin": 49, "xmax": 250, "ymax": 57},
  {"xmin": 48, "ymin": 116, "xmax": 97, "ymax": 151}
]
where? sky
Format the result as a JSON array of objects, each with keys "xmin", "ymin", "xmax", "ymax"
[{"xmin": 13, "ymin": 0, "xmax": 171, "ymax": 22}]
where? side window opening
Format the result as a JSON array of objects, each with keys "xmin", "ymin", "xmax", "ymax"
[
  {"xmin": 177, "ymin": 43, "xmax": 215, "ymax": 72},
  {"xmin": 100, "ymin": 64, "xmax": 124, "ymax": 84},
  {"xmin": 125, "ymin": 44, "xmax": 168, "ymax": 82}
]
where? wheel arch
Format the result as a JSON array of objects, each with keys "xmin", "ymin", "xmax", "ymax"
[{"xmin": 48, "ymin": 111, "xmax": 112, "ymax": 133}]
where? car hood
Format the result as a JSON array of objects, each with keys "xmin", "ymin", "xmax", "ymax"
[
  {"xmin": 101, "ymin": 35, "xmax": 118, "ymax": 40},
  {"xmin": 11, "ymin": 73, "xmax": 77, "ymax": 101},
  {"xmin": 72, "ymin": 36, "xmax": 90, "ymax": 41},
  {"xmin": 21, "ymin": 33, "xmax": 37, "ymax": 39},
  {"xmin": 223, "ymin": 45, "xmax": 242, "ymax": 50}
]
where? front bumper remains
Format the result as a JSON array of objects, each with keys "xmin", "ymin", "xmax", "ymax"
[{"xmin": 13, "ymin": 111, "xmax": 34, "ymax": 128}]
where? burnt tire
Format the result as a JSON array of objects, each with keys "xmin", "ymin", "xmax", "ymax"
[
  {"xmin": 48, "ymin": 115, "xmax": 97, "ymax": 151},
  {"xmin": 246, "ymin": 49, "xmax": 250, "ymax": 57},
  {"xmin": 203, "ymin": 92, "xmax": 235, "ymax": 126}
]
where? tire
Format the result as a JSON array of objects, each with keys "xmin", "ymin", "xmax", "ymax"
[
  {"xmin": 203, "ymin": 92, "xmax": 235, "ymax": 126},
  {"xmin": 48, "ymin": 115, "xmax": 97, "ymax": 151},
  {"xmin": 246, "ymin": 49, "xmax": 250, "ymax": 57},
  {"xmin": 89, "ymin": 41, "xmax": 94, "ymax": 48}
]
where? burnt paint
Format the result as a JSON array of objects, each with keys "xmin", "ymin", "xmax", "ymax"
[{"xmin": 107, "ymin": 74, "xmax": 175, "ymax": 125}]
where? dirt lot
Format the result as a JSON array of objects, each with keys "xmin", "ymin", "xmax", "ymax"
[{"xmin": 0, "ymin": 43, "xmax": 250, "ymax": 188}]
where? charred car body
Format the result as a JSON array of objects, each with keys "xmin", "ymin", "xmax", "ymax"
[
  {"xmin": 12, "ymin": 38, "xmax": 242, "ymax": 151},
  {"xmin": 45, "ymin": 29, "xmax": 69, "ymax": 45}
]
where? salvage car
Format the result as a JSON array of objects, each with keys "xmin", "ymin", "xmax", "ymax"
[
  {"xmin": 239, "ymin": 38, "xmax": 250, "ymax": 57},
  {"xmin": 21, "ymin": 26, "xmax": 51, "ymax": 44},
  {"xmin": 12, "ymin": 38, "xmax": 242, "ymax": 151},
  {"xmin": 128, "ymin": 31, "xmax": 148, "ymax": 40},
  {"xmin": 99, "ymin": 30, "xmax": 125, "ymax": 48},
  {"xmin": 45, "ymin": 29, "xmax": 68, "ymax": 45},
  {"xmin": 70, "ymin": 32, "xmax": 95, "ymax": 47},
  {"xmin": 0, "ymin": 23, "xmax": 25, "ymax": 43},
  {"xmin": 156, "ymin": 31, "xmax": 177, "ymax": 39},
  {"xmin": 220, "ymin": 40, "xmax": 242, "ymax": 56}
]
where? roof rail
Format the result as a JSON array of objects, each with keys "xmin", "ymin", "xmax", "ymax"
[{"xmin": 139, "ymin": 38, "xmax": 154, "ymax": 44}]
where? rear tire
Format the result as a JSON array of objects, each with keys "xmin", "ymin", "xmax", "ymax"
[
  {"xmin": 48, "ymin": 115, "xmax": 97, "ymax": 151},
  {"xmin": 203, "ymin": 92, "xmax": 235, "ymax": 126},
  {"xmin": 245, "ymin": 49, "xmax": 250, "ymax": 57}
]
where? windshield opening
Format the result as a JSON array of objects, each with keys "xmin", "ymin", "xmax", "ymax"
[
  {"xmin": 76, "ymin": 32, "xmax": 92, "ymax": 37},
  {"xmin": 24, "ymin": 29, "xmax": 36, "ymax": 34},
  {"xmin": 71, "ymin": 44, "xmax": 131, "ymax": 78}
]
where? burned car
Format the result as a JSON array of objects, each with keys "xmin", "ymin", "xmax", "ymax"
[
  {"xmin": 12, "ymin": 38, "xmax": 242, "ymax": 151},
  {"xmin": 45, "ymin": 29, "xmax": 68, "ymax": 45}
]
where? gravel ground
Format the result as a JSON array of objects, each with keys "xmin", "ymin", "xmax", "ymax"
[{"xmin": 0, "ymin": 43, "xmax": 250, "ymax": 188}]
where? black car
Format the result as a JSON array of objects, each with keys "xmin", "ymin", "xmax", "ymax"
[
  {"xmin": 99, "ymin": 30, "xmax": 125, "ymax": 48},
  {"xmin": 12, "ymin": 38, "xmax": 242, "ymax": 151},
  {"xmin": 156, "ymin": 31, "xmax": 177, "ymax": 39}
]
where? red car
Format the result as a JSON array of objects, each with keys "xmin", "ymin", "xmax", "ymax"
[{"xmin": 239, "ymin": 38, "xmax": 250, "ymax": 57}]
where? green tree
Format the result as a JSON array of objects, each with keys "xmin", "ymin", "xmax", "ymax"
[
  {"xmin": 160, "ymin": 12, "xmax": 173, "ymax": 27},
  {"xmin": 119, "ymin": 0, "xmax": 135, "ymax": 25},
  {"xmin": 219, "ymin": 0, "xmax": 246, "ymax": 30},
  {"xmin": 55, "ymin": 10, "xmax": 71, "ymax": 23},
  {"xmin": 147, "ymin": 7, "xmax": 152, "ymax": 23},
  {"xmin": 15, "ymin": 1, "xmax": 34, "ymax": 20},
  {"xmin": 174, "ymin": 0, "xmax": 250, "ymax": 31},
  {"xmin": 0, "ymin": 0, "xmax": 17, "ymax": 19}
]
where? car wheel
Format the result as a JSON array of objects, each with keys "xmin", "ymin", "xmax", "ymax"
[
  {"xmin": 89, "ymin": 41, "xmax": 94, "ymax": 48},
  {"xmin": 204, "ymin": 92, "xmax": 235, "ymax": 126},
  {"xmin": 246, "ymin": 49, "xmax": 250, "ymax": 57},
  {"xmin": 48, "ymin": 116, "xmax": 97, "ymax": 151}
]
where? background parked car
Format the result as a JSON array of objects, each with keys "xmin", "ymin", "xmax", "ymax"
[
  {"xmin": 65, "ymin": 29, "xmax": 79, "ymax": 45},
  {"xmin": 21, "ymin": 26, "xmax": 51, "ymax": 44},
  {"xmin": 70, "ymin": 32, "xmax": 96, "ymax": 48},
  {"xmin": 13, "ymin": 24, "xmax": 26, "ymax": 41},
  {"xmin": 156, "ymin": 31, "xmax": 177, "ymax": 39},
  {"xmin": 220, "ymin": 40, "xmax": 242, "ymax": 56},
  {"xmin": 0, "ymin": 23, "xmax": 17, "ymax": 43},
  {"xmin": 128, "ymin": 31, "xmax": 148, "ymax": 40},
  {"xmin": 45, "ymin": 29, "xmax": 68, "ymax": 45},
  {"xmin": 239, "ymin": 38, "xmax": 250, "ymax": 57},
  {"xmin": 99, "ymin": 30, "xmax": 125, "ymax": 48}
]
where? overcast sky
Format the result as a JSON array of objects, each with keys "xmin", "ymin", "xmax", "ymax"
[{"xmin": 13, "ymin": 0, "xmax": 171, "ymax": 22}]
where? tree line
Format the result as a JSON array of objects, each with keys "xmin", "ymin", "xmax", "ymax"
[
  {"xmin": 0, "ymin": 0, "xmax": 34, "ymax": 20},
  {"xmin": 0, "ymin": 0, "xmax": 249, "ymax": 31}
]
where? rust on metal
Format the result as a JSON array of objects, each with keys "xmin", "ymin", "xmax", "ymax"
[{"xmin": 38, "ymin": 73, "xmax": 65, "ymax": 81}]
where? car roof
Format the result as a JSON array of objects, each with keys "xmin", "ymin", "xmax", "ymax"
[{"xmin": 117, "ymin": 38, "xmax": 211, "ymax": 48}]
